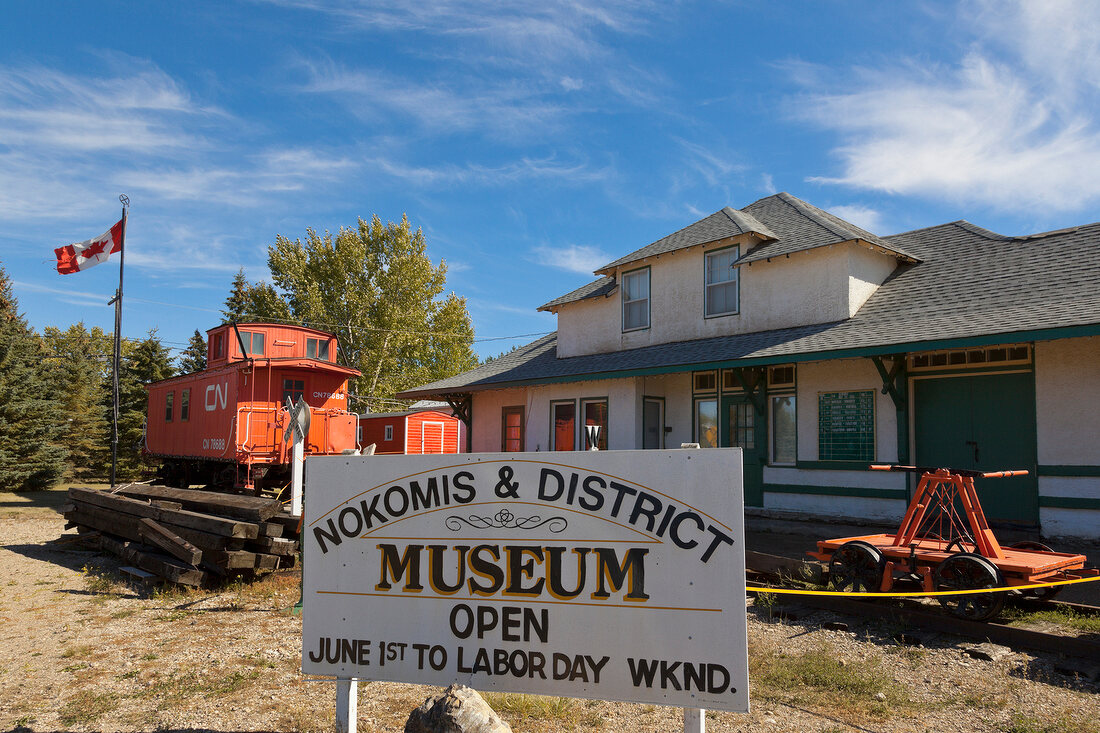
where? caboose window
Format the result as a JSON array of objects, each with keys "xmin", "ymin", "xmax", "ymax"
[
  {"xmin": 165, "ymin": 391, "xmax": 174, "ymax": 422},
  {"xmin": 283, "ymin": 379, "xmax": 304, "ymax": 404},
  {"xmin": 239, "ymin": 330, "xmax": 266, "ymax": 356},
  {"xmin": 306, "ymin": 338, "xmax": 330, "ymax": 361}
]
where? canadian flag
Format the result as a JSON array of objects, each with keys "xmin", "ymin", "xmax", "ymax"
[{"xmin": 54, "ymin": 218, "xmax": 125, "ymax": 274}]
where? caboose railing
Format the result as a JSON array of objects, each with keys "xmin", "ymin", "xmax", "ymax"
[{"xmin": 235, "ymin": 404, "xmax": 346, "ymax": 458}]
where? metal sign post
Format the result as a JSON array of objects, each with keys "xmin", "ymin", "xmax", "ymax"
[{"xmin": 336, "ymin": 678, "xmax": 358, "ymax": 733}]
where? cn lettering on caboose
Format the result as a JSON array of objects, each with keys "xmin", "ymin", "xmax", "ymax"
[{"xmin": 144, "ymin": 323, "xmax": 362, "ymax": 491}]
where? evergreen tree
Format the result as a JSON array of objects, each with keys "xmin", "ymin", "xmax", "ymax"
[
  {"xmin": 222, "ymin": 268, "xmax": 251, "ymax": 323},
  {"xmin": 177, "ymin": 329, "xmax": 207, "ymax": 374},
  {"xmin": 0, "ymin": 265, "xmax": 69, "ymax": 490},
  {"xmin": 107, "ymin": 329, "xmax": 174, "ymax": 480},
  {"xmin": 41, "ymin": 323, "xmax": 111, "ymax": 482}
]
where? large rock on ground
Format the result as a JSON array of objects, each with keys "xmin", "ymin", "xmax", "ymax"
[{"xmin": 405, "ymin": 684, "xmax": 512, "ymax": 733}]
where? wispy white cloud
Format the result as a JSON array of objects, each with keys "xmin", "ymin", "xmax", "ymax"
[
  {"xmin": 828, "ymin": 205, "xmax": 884, "ymax": 233},
  {"xmin": 0, "ymin": 60, "xmax": 357, "ymax": 285},
  {"xmin": 530, "ymin": 243, "xmax": 609, "ymax": 275},
  {"xmin": 796, "ymin": 0, "xmax": 1100, "ymax": 213},
  {"xmin": 262, "ymin": 0, "xmax": 656, "ymax": 68},
  {"xmin": 285, "ymin": 2, "xmax": 668, "ymax": 145},
  {"xmin": 0, "ymin": 65, "xmax": 212, "ymax": 153},
  {"xmin": 122, "ymin": 148, "xmax": 355, "ymax": 205},
  {"xmin": 675, "ymin": 138, "xmax": 748, "ymax": 189},
  {"xmin": 468, "ymin": 296, "xmax": 556, "ymax": 317},
  {"xmin": 368, "ymin": 154, "xmax": 611, "ymax": 188},
  {"xmin": 13, "ymin": 280, "xmax": 112, "ymax": 307}
]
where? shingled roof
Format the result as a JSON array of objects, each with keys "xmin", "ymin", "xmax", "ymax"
[
  {"xmin": 538, "ymin": 275, "xmax": 616, "ymax": 312},
  {"xmin": 399, "ymin": 219, "xmax": 1100, "ymax": 399},
  {"xmin": 734, "ymin": 192, "xmax": 918, "ymax": 265},
  {"xmin": 594, "ymin": 206, "xmax": 777, "ymax": 275},
  {"xmin": 541, "ymin": 193, "xmax": 919, "ymax": 311}
]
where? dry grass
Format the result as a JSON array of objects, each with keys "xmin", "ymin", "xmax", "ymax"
[
  {"xmin": 1001, "ymin": 604, "xmax": 1100, "ymax": 633},
  {"xmin": 480, "ymin": 692, "xmax": 607, "ymax": 731},
  {"xmin": 749, "ymin": 640, "xmax": 911, "ymax": 723},
  {"xmin": 57, "ymin": 690, "xmax": 119, "ymax": 726}
]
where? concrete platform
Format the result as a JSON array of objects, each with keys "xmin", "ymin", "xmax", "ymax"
[{"xmin": 743, "ymin": 512, "xmax": 1100, "ymax": 606}]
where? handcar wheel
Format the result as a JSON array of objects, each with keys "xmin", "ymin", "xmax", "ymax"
[
  {"xmin": 1008, "ymin": 542, "xmax": 1063, "ymax": 600},
  {"xmin": 829, "ymin": 541, "xmax": 886, "ymax": 593},
  {"xmin": 934, "ymin": 553, "xmax": 1006, "ymax": 621}
]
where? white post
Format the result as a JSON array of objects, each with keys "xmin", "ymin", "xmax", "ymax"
[
  {"xmin": 290, "ymin": 434, "xmax": 304, "ymax": 517},
  {"xmin": 680, "ymin": 447, "xmax": 706, "ymax": 732},
  {"xmin": 335, "ymin": 678, "xmax": 358, "ymax": 733},
  {"xmin": 684, "ymin": 707, "xmax": 705, "ymax": 733}
]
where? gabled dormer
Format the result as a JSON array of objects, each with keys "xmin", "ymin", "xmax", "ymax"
[
  {"xmin": 206, "ymin": 323, "xmax": 340, "ymax": 367},
  {"xmin": 540, "ymin": 193, "xmax": 920, "ymax": 358}
]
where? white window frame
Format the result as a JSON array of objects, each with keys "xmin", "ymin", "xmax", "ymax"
[
  {"xmin": 704, "ymin": 246, "xmax": 739, "ymax": 317},
  {"xmin": 621, "ymin": 267, "xmax": 650, "ymax": 332},
  {"xmin": 769, "ymin": 394, "xmax": 797, "ymax": 465},
  {"xmin": 384, "ymin": 424, "xmax": 394, "ymax": 442},
  {"xmin": 694, "ymin": 397, "xmax": 719, "ymax": 448},
  {"xmin": 550, "ymin": 399, "xmax": 577, "ymax": 451}
]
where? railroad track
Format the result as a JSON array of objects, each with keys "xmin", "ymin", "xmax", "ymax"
[{"xmin": 745, "ymin": 553, "xmax": 1100, "ymax": 663}]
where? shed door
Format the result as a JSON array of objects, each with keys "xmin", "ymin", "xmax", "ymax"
[
  {"xmin": 913, "ymin": 372, "xmax": 1038, "ymax": 526},
  {"xmin": 422, "ymin": 421, "xmax": 445, "ymax": 454}
]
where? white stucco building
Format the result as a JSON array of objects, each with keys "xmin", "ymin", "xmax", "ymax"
[{"xmin": 400, "ymin": 193, "xmax": 1100, "ymax": 539}]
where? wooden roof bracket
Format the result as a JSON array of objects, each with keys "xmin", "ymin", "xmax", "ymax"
[
  {"xmin": 442, "ymin": 393, "xmax": 473, "ymax": 453},
  {"xmin": 870, "ymin": 355, "xmax": 907, "ymax": 410},
  {"xmin": 730, "ymin": 367, "xmax": 767, "ymax": 416}
]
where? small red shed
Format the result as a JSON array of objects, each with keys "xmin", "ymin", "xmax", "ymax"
[{"xmin": 358, "ymin": 403, "xmax": 464, "ymax": 455}]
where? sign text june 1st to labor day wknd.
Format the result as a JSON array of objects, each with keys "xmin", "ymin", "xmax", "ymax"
[{"xmin": 301, "ymin": 449, "xmax": 749, "ymax": 713}]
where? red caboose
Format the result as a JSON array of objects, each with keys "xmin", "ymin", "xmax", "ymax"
[
  {"xmin": 144, "ymin": 323, "xmax": 362, "ymax": 491},
  {"xmin": 357, "ymin": 404, "xmax": 464, "ymax": 455}
]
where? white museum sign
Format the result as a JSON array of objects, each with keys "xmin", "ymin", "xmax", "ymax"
[{"xmin": 301, "ymin": 449, "xmax": 748, "ymax": 713}]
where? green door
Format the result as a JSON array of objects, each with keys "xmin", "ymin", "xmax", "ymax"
[
  {"xmin": 722, "ymin": 395, "xmax": 765, "ymax": 507},
  {"xmin": 913, "ymin": 372, "xmax": 1038, "ymax": 526}
]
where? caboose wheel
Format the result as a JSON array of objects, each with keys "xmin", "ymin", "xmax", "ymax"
[
  {"xmin": 934, "ymin": 553, "xmax": 1005, "ymax": 621},
  {"xmin": 829, "ymin": 541, "xmax": 885, "ymax": 593},
  {"xmin": 1008, "ymin": 542, "xmax": 1063, "ymax": 600}
]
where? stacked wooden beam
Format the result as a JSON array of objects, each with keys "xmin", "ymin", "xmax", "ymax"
[{"xmin": 63, "ymin": 485, "xmax": 301, "ymax": 586}]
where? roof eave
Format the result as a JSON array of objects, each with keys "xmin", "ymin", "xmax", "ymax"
[
  {"xmin": 397, "ymin": 321, "xmax": 1100, "ymax": 400},
  {"xmin": 594, "ymin": 230, "xmax": 774, "ymax": 276}
]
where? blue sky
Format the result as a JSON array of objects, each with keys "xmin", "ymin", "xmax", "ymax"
[{"xmin": 2, "ymin": 1, "xmax": 1098, "ymax": 361}]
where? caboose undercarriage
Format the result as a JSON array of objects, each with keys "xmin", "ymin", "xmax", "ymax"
[{"xmin": 153, "ymin": 456, "xmax": 294, "ymax": 495}]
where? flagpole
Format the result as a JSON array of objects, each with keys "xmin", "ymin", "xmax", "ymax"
[{"xmin": 109, "ymin": 195, "xmax": 129, "ymax": 489}]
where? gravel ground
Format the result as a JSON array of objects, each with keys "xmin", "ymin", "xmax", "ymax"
[{"xmin": 1, "ymin": 491, "xmax": 1097, "ymax": 733}]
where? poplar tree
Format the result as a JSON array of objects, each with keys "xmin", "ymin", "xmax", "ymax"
[
  {"xmin": 41, "ymin": 323, "xmax": 112, "ymax": 481},
  {"xmin": 0, "ymin": 265, "xmax": 69, "ymax": 490},
  {"xmin": 238, "ymin": 214, "xmax": 478, "ymax": 410}
]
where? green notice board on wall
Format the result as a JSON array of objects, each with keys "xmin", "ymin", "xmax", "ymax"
[{"xmin": 819, "ymin": 390, "xmax": 875, "ymax": 461}]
